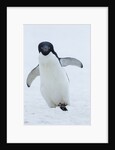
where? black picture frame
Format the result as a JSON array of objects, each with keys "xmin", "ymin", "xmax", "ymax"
[{"xmin": 0, "ymin": 0, "xmax": 112, "ymax": 149}]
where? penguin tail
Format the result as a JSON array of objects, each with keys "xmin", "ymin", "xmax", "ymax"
[{"xmin": 58, "ymin": 103, "xmax": 68, "ymax": 111}]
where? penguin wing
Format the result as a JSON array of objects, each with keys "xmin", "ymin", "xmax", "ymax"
[
  {"xmin": 26, "ymin": 65, "xmax": 40, "ymax": 87},
  {"xmin": 60, "ymin": 57, "xmax": 83, "ymax": 68}
]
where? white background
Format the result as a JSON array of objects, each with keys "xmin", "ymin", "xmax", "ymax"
[{"xmin": 7, "ymin": 7, "xmax": 108, "ymax": 143}]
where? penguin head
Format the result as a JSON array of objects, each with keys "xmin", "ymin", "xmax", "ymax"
[{"xmin": 38, "ymin": 41, "xmax": 54, "ymax": 56}]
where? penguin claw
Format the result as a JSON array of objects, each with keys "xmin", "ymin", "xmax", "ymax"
[
  {"xmin": 58, "ymin": 103, "xmax": 68, "ymax": 111},
  {"xmin": 60, "ymin": 106, "xmax": 68, "ymax": 111}
]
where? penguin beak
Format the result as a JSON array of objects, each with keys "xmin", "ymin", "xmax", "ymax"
[
  {"xmin": 40, "ymin": 45, "xmax": 50, "ymax": 55},
  {"xmin": 41, "ymin": 45, "xmax": 49, "ymax": 52}
]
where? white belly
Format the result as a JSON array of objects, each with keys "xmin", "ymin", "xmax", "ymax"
[{"xmin": 39, "ymin": 52, "xmax": 70, "ymax": 108}]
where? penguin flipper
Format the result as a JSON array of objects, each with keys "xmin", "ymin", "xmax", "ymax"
[
  {"xmin": 26, "ymin": 65, "xmax": 40, "ymax": 87},
  {"xmin": 60, "ymin": 57, "xmax": 83, "ymax": 68}
]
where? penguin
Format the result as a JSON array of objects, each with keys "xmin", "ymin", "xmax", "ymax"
[{"xmin": 26, "ymin": 41, "xmax": 83, "ymax": 111}]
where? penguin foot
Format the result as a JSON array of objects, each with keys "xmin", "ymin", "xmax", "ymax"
[
  {"xmin": 58, "ymin": 103, "xmax": 68, "ymax": 111},
  {"xmin": 60, "ymin": 106, "xmax": 68, "ymax": 111}
]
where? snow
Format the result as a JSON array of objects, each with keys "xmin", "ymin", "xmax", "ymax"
[{"xmin": 24, "ymin": 24, "xmax": 91, "ymax": 125}]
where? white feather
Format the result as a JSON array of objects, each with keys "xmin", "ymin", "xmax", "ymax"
[{"xmin": 39, "ymin": 52, "xmax": 70, "ymax": 108}]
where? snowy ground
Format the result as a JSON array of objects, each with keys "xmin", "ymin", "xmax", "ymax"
[{"xmin": 24, "ymin": 25, "xmax": 91, "ymax": 125}]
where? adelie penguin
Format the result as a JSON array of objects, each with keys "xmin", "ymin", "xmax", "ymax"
[{"xmin": 26, "ymin": 41, "xmax": 83, "ymax": 111}]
